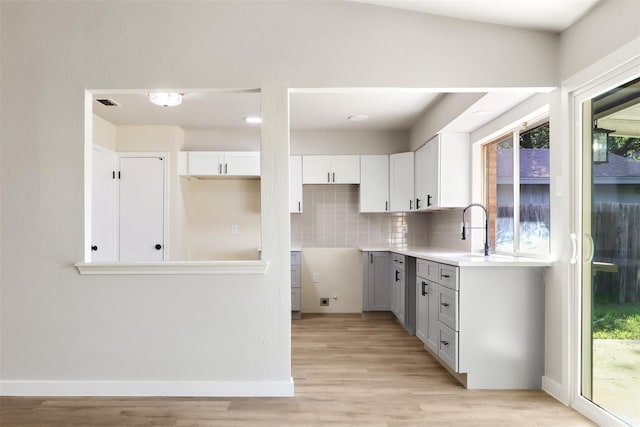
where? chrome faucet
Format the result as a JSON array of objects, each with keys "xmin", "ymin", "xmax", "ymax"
[{"xmin": 461, "ymin": 203, "xmax": 490, "ymax": 256}]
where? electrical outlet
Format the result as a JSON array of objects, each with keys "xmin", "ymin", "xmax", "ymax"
[
  {"xmin": 231, "ymin": 224, "xmax": 238, "ymax": 234},
  {"xmin": 312, "ymin": 273, "xmax": 320, "ymax": 283},
  {"xmin": 320, "ymin": 298, "xmax": 330, "ymax": 306}
]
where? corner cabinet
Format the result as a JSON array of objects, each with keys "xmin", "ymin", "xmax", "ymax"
[
  {"xmin": 362, "ymin": 251, "xmax": 391, "ymax": 311},
  {"xmin": 414, "ymin": 133, "xmax": 469, "ymax": 210},
  {"xmin": 290, "ymin": 156, "xmax": 303, "ymax": 213},
  {"xmin": 360, "ymin": 155, "xmax": 389, "ymax": 213},
  {"xmin": 414, "ymin": 258, "xmax": 545, "ymax": 389},
  {"xmin": 302, "ymin": 155, "xmax": 360, "ymax": 184},
  {"xmin": 179, "ymin": 151, "xmax": 260, "ymax": 177}
]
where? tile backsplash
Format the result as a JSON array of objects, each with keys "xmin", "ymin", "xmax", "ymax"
[{"xmin": 291, "ymin": 185, "xmax": 464, "ymax": 249}]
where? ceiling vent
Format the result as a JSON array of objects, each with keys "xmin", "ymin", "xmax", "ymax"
[{"xmin": 95, "ymin": 98, "xmax": 120, "ymax": 107}]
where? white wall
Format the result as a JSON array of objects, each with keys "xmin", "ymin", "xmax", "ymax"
[
  {"xmin": 0, "ymin": 0, "xmax": 562, "ymax": 396},
  {"xmin": 301, "ymin": 248, "xmax": 363, "ymax": 313},
  {"xmin": 560, "ymin": 0, "xmax": 640, "ymax": 82},
  {"xmin": 292, "ymin": 130, "xmax": 408, "ymax": 154},
  {"xmin": 185, "ymin": 178, "xmax": 261, "ymax": 260},
  {"xmin": 92, "ymin": 114, "xmax": 116, "ymax": 150},
  {"xmin": 410, "ymin": 93, "xmax": 485, "ymax": 151}
]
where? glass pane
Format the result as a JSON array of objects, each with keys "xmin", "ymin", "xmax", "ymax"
[
  {"xmin": 486, "ymin": 135, "xmax": 514, "ymax": 253},
  {"xmin": 519, "ymin": 123, "xmax": 550, "ymax": 255},
  {"xmin": 582, "ymin": 76, "xmax": 640, "ymax": 426}
]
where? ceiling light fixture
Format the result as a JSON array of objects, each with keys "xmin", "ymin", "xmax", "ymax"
[
  {"xmin": 149, "ymin": 92, "xmax": 183, "ymax": 107},
  {"xmin": 348, "ymin": 114, "xmax": 369, "ymax": 122},
  {"xmin": 245, "ymin": 116, "xmax": 262, "ymax": 124}
]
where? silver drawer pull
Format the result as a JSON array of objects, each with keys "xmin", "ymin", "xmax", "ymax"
[
  {"xmin": 441, "ymin": 302, "xmax": 449, "ymax": 307},
  {"xmin": 440, "ymin": 340, "xmax": 449, "ymax": 347},
  {"xmin": 441, "ymin": 274, "xmax": 450, "ymax": 278}
]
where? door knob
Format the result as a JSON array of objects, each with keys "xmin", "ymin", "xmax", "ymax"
[
  {"xmin": 155, "ymin": 244, "xmax": 162, "ymax": 250},
  {"xmin": 91, "ymin": 245, "xmax": 98, "ymax": 251}
]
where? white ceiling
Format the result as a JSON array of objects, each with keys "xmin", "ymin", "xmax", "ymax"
[
  {"xmin": 93, "ymin": 90, "xmax": 539, "ymax": 133},
  {"xmin": 351, "ymin": 0, "xmax": 600, "ymax": 32}
]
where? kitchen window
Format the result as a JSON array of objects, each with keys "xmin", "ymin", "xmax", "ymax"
[{"xmin": 484, "ymin": 118, "xmax": 550, "ymax": 256}]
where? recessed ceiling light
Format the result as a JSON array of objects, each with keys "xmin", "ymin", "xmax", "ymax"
[
  {"xmin": 348, "ymin": 114, "xmax": 369, "ymax": 122},
  {"xmin": 149, "ymin": 92, "xmax": 183, "ymax": 107},
  {"xmin": 245, "ymin": 116, "xmax": 262, "ymax": 124}
]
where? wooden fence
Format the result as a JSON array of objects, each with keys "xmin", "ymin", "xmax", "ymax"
[{"xmin": 592, "ymin": 202, "xmax": 640, "ymax": 303}]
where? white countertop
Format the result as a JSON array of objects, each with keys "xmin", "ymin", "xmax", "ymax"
[{"xmin": 358, "ymin": 246, "xmax": 552, "ymax": 267}]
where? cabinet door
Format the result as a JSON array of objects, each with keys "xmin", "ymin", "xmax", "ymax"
[
  {"xmin": 368, "ymin": 252, "xmax": 390, "ymax": 310},
  {"xmin": 438, "ymin": 133, "xmax": 471, "ymax": 208},
  {"xmin": 426, "ymin": 282, "xmax": 439, "ymax": 353},
  {"xmin": 332, "ymin": 155, "xmax": 360, "ymax": 184},
  {"xmin": 389, "ymin": 152, "xmax": 415, "ymax": 212},
  {"xmin": 424, "ymin": 138, "xmax": 439, "ymax": 208},
  {"xmin": 416, "ymin": 278, "xmax": 428, "ymax": 344},
  {"xmin": 302, "ymin": 155, "xmax": 332, "ymax": 184},
  {"xmin": 360, "ymin": 155, "xmax": 389, "ymax": 213},
  {"xmin": 396, "ymin": 269, "xmax": 406, "ymax": 323},
  {"xmin": 91, "ymin": 146, "xmax": 117, "ymax": 262},
  {"xmin": 224, "ymin": 152, "xmax": 260, "ymax": 176},
  {"xmin": 188, "ymin": 152, "xmax": 224, "ymax": 176},
  {"xmin": 118, "ymin": 156, "xmax": 165, "ymax": 262},
  {"xmin": 414, "ymin": 144, "xmax": 428, "ymax": 210},
  {"xmin": 289, "ymin": 156, "xmax": 303, "ymax": 213}
]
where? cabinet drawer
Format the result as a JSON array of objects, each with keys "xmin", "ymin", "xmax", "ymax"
[
  {"xmin": 291, "ymin": 288, "xmax": 301, "ymax": 311},
  {"xmin": 291, "ymin": 251, "xmax": 301, "ymax": 266},
  {"xmin": 391, "ymin": 253, "xmax": 405, "ymax": 270},
  {"xmin": 438, "ymin": 323, "xmax": 459, "ymax": 372},
  {"xmin": 439, "ymin": 264, "xmax": 459, "ymax": 290},
  {"xmin": 438, "ymin": 285, "xmax": 458, "ymax": 331},
  {"xmin": 291, "ymin": 265, "xmax": 301, "ymax": 288},
  {"xmin": 417, "ymin": 259, "xmax": 439, "ymax": 282}
]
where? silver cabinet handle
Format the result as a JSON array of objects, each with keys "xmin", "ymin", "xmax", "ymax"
[
  {"xmin": 332, "ymin": 172, "xmax": 335, "ymax": 182},
  {"xmin": 440, "ymin": 340, "xmax": 449, "ymax": 347},
  {"xmin": 385, "ymin": 201, "xmax": 388, "ymax": 211},
  {"xmin": 219, "ymin": 163, "xmax": 222, "ymax": 174},
  {"xmin": 327, "ymin": 172, "xmax": 330, "ymax": 183},
  {"xmin": 440, "ymin": 302, "xmax": 449, "ymax": 307},
  {"xmin": 298, "ymin": 201, "xmax": 301, "ymax": 212},
  {"xmin": 225, "ymin": 163, "xmax": 228, "ymax": 174}
]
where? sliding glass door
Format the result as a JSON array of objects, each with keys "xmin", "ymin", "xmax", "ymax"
[{"xmin": 580, "ymin": 76, "xmax": 640, "ymax": 426}]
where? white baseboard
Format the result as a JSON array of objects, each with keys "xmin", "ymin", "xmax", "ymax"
[
  {"xmin": 541, "ymin": 376, "xmax": 569, "ymax": 405},
  {"xmin": 0, "ymin": 378, "xmax": 294, "ymax": 397}
]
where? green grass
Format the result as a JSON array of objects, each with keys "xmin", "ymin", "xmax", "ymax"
[{"xmin": 593, "ymin": 302, "xmax": 640, "ymax": 340}]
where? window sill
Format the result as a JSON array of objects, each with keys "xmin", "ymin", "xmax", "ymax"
[{"xmin": 74, "ymin": 260, "xmax": 270, "ymax": 275}]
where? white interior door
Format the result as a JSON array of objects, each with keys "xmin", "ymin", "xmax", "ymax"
[
  {"xmin": 91, "ymin": 146, "xmax": 117, "ymax": 262},
  {"xmin": 119, "ymin": 156, "xmax": 165, "ymax": 262}
]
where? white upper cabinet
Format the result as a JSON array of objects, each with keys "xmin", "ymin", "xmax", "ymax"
[
  {"xmin": 182, "ymin": 151, "xmax": 260, "ymax": 177},
  {"xmin": 302, "ymin": 155, "xmax": 360, "ymax": 184},
  {"xmin": 415, "ymin": 133, "xmax": 470, "ymax": 209},
  {"xmin": 290, "ymin": 156, "xmax": 303, "ymax": 213},
  {"xmin": 360, "ymin": 155, "xmax": 389, "ymax": 213},
  {"xmin": 225, "ymin": 151, "xmax": 260, "ymax": 176},
  {"xmin": 389, "ymin": 152, "xmax": 415, "ymax": 212}
]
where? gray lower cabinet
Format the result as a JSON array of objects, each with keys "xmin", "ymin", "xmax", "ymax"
[
  {"xmin": 390, "ymin": 253, "xmax": 416, "ymax": 335},
  {"xmin": 291, "ymin": 251, "xmax": 301, "ymax": 312},
  {"xmin": 416, "ymin": 264, "xmax": 440, "ymax": 354},
  {"xmin": 362, "ymin": 251, "xmax": 391, "ymax": 311},
  {"xmin": 415, "ymin": 257, "xmax": 545, "ymax": 389}
]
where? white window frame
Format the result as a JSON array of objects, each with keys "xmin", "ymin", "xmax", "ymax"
[{"xmin": 482, "ymin": 115, "xmax": 550, "ymax": 257}]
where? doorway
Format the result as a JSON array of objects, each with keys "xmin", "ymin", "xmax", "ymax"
[{"xmin": 579, "ymin": 76, "xmax": 640, "ymax": 426}]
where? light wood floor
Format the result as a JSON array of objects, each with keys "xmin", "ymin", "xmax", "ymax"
[{"xmin": 1, "ymin": 314, "xmax": 595, "ymax": 426}]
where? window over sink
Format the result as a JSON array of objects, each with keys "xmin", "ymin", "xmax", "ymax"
[{"xmin": 484, "ymin": 118, "xmax": 550, "ymax": 256}]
